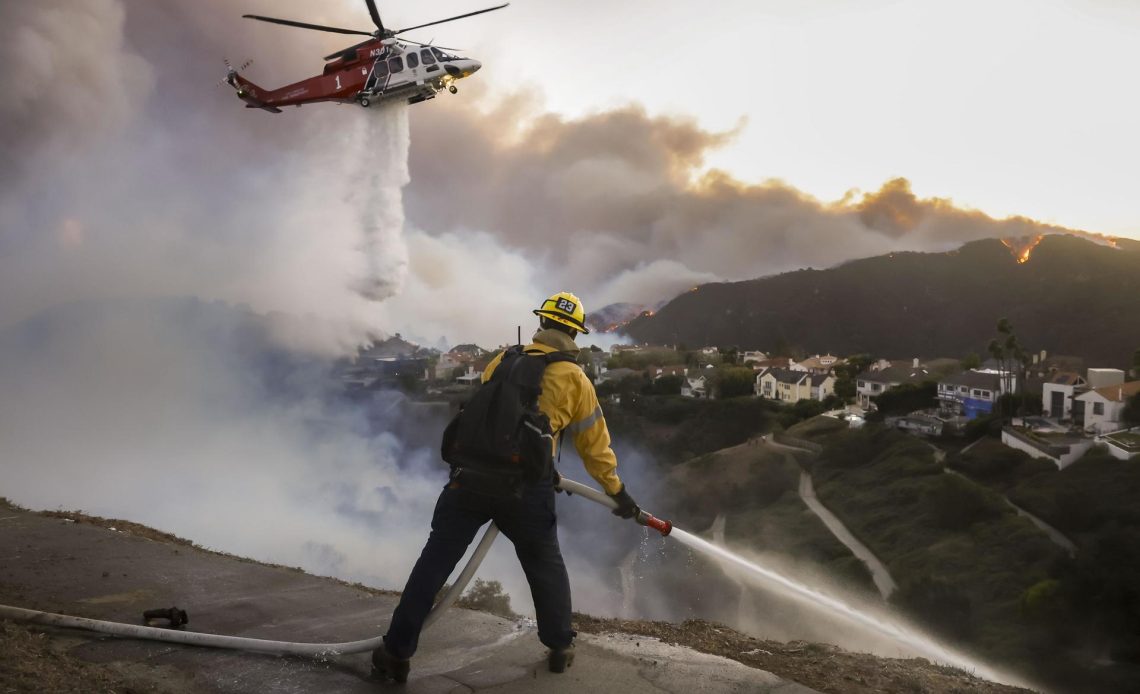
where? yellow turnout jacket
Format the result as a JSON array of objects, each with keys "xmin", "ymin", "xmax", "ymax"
[{"xmin": 482, "ymin": 329, "xmax": 623, "ymax": 495}]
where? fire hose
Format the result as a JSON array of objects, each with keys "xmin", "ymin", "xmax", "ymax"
[{"xmin": 0, "ymin": 476, "xmax": 671, "ymax": 658}]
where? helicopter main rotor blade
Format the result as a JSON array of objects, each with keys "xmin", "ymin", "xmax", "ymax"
[
  {"xmin": 242, "ymin": 15, "xmax": 373, "ymax": 36},
  {"xmin": 362, "ymin": 0, "xmax": 385, "ymax": 33},
  {"xmin": 399, "ymin": 38, "xmax": 462, "ymax": 52},
  {"xmin": 394, "ymin": 3, "xmax": 508, "ymax": 36}
]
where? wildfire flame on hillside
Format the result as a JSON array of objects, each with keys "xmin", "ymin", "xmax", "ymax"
[
  {"xmin": 1001, "ymin": 235, "xmax": 1044, "ymax": 264},
  {"xmin": 1001, "ymin": 231, "xmax": 1120, "ymax": 263}
]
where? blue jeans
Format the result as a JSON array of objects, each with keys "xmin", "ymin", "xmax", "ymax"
[{"xmin": 383, "ymin": 478, "xmax": 573, "ymax": 659}]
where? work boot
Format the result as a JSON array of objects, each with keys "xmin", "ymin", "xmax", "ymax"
[
  {"xmin": 371, "ymin": 644, "xmax": 410, "ymax": 684},
  {"xmin": 548, "ymin": 644, "xmax": 575, "ymax": 673}
]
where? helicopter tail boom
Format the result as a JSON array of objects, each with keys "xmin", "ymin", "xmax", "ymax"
[{"xmin": 225, "ymin": 70, "xmax": 283, "ymax": 113}]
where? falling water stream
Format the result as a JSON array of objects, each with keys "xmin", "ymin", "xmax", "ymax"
[{"xmin": 667, "ymin": 527, "xmax": 1014, "ymax": 686}]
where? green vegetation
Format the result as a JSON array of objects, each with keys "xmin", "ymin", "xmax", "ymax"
[
  {"xmin": 663, "ymin": 441, "xmax": 877, "ymax": 595},
  {"xmin": 606, "ymin": 347, "xmax": 685, "ymax": 370},
  {"xmin": 712, "ymin": 366, "xmax": 755, "ymax": 399},
  {"xmin": 869, "ymin": 381, "xmax": 937, "ymax": 417},
  {"xmin": 809, "ymin": 427, "xmax": 1067, "ymax": 666},
  {"xmin": 948, "ymin": 442, "xmax": 1140, "ymax": 687},
  {"xmin": 455, "ymin": 579, "xmax": 517, "ymax": 619},
  {"xmin": 832, "ymin": 354, "xmax": 872, "ymax": 403},
  {"xmin": 606, "ymin": 395, "xmax": 780, "ymax": 464},
  {"xmin": 1122, "ymin": 391, "xmax": 1140, "ymax": 426}
]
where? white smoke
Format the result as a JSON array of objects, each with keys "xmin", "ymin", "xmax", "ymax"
[{"xmin": 352, "ymin": 105, "xmax": 411, "ymax": 302}]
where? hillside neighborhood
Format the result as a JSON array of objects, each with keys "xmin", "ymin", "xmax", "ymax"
[{"xmin": 338, "ymin": 333, "xmax": 1140, "ymax": 465}]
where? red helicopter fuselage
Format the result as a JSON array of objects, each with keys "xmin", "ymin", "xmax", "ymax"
[{"xmin": 227, "ymin": 41, "xmax": 385, "ymax": 112}]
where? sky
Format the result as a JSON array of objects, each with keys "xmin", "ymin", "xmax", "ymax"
[{"xmin": 459, "ymin": 0, "xmax": 1140, "ymax": 238}]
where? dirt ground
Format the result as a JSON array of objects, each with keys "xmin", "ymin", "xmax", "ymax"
[
  {"xmin": 2, "ymin": 498, "xmax": 1034, "ymax": 694},
  {"xmin": 574, "ymin": 615, "xmax": 1034, "ymax": 694}
]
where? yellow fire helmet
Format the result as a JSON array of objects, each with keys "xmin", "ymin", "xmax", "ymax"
[{"xmin": 533, "ymin": 291, "xmax": 590, "ymax": 334}]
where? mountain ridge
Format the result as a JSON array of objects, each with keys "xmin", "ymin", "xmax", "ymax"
[{"xmin": 624, "ymin": 235, "xmax": 1140, "ymax": 366}]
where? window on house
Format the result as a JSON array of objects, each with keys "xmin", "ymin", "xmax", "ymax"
[
  {"xmin": 872, "ymin": 384, "xmax": 881, "ymax": 392},
  {"xmin": 973, "ymin": 389, "xmax": 982, "ymax": 397},
  {"xmin": 1093, "ymin": 402, "xmax": 1104, "ymax": 415},
  {"xmin": 857, "ymin": 381, "xmax": 866, "ymax": 388}
]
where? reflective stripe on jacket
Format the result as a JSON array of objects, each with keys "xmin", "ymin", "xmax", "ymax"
[{"xmin": 483, "ymin": 329, "xmax": 623, "ymax": 495}]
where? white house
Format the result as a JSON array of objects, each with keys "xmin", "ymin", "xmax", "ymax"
[
  {"xmin": 681, "ymin": 375, "xmax": 709, "ymax": 399},
  {"xmin": 1041, "ymin": 372, "xmax": 1088, "ymax": 422},
  {"xmin": 434, "ymin": 353, "xmax": 463, "ymax": 380},
  {"xmin": 792, "ymin": 354, "xmax": 843, "ymax": 375},
  {"xmin": 1075, "ymin": 381, "xmax": 1140, "ymax": 434},
  {"xmin": 741, "ymin": 351, "xmax": 769, "ymax": 364},
  {"xmin": 856, "ymin": 363, "xmax": 932, "ymax": 409},
  {"xmin": 455, "ymin": 366, "xmax": 482, "ymax": 386}
]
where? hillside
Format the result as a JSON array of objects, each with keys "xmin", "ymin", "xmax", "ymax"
[{"xmin": 624, "ymin": 235, "xmax": 1140, "ymax": 366}]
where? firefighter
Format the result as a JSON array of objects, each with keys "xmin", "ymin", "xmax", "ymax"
[{"xmin": 372, "ymin": 291, "xmax": 640, "ymax": 682}]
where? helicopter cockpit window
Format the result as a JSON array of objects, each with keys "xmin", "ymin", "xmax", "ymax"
[
  {"xmin": 420, "ymin": 49, "xmax": 436, "ymax": 65},
  {"xmin": 431, "ymin": 47, "xmax": 453, "ymax": 62},
  {"xmin": 388, "ymin": 56, "xmax": 404, "ymax": 73},
  {"xmin": 407, "ymin": 52, "xmax": 419, "ymax": 68}
]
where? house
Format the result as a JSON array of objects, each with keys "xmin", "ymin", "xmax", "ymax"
[
  {"xmin": 892, "ymin": 414, "xmax": 944, "ymax": 436},
  {"xmin": 740, "ymin": 351, "xmax": 769, "ymax": 364},
  {"xmin": 681, "ymin": 374, "xmax": 709, "ymax": 399},
  {"xmin": 855, "ymin": 362, "xmax": 933, "ymax": 409},
  {"xmin": 448, "ymin": 343, "xmax": 489, "ymax": 364},
  {"xmin": 455, "ymin": 366, "xmax": 483, "ymax": 386},
  {"xmin": 434, "ymin": 353, "xmax": 463, "ymax": 381},
  {"xmin": 1041, "ymin": 372, "xmax": 1088, "ymax": 421},
  {"xmin": 1075, "ymin": 380, "xmax": 1140, "ymax": 434},
  {"xmin": 810, "ymin": 373, "xmax": 837, "ymax": 401},
  {"xmin": 749, "ymin": 357, "xmax": 795, "ymax": 371},
  {"xmin": 755, "ymin": 368, "xmax": 815, "ymax": 403},
  {"xmin": 595, "ymin": 367, "xmax": 641, "ymax": 385},
  {"xmin": 360, "ymin": 333, "xmax": 421, "ymax": 360},
  {"xmin": 937, "ymin": 370, "xmax": 1006, "ymax": 420},
  {"xmin": 792, "ymin": 354, "xmax": 843, "ymax": 375},
  {"xmin": 648, "ymin": 365, "xmax": 687, "ymax": 380}
]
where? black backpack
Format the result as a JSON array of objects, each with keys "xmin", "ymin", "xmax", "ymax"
[{"xmin": 441, "ymin": 346, "xmax": 576, "ymax": 487}]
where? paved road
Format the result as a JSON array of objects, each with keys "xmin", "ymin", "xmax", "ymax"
[{"xmin": 0, "ymin": 506, "xmax": 817, "ymax": 693}]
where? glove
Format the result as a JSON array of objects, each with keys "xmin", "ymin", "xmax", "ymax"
[
  {"xmin": 553, "ymin": 469, "xmax": 572, "ymax": 495},
  {"xmin": 608, "ymin": 485, "xmax": 640, "ymax": 519}
]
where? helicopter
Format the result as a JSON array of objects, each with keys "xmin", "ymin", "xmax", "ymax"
[{"xmin": 225, "ymin": 0, "xmax": 507, "ymax": 112}]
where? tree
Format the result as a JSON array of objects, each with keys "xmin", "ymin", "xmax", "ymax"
[
  {"xmin": 1132, "ymin": 348, "xmax": 1140, "ymax": 380},
  {"xmin": 960, "ymin": 353, "xmax": 982, "ymax": 370},
  {"xmin": 714, "ymin": 367, "xmax": 755, "ymax": 399},
  {"xmin": 988, "ymin": 318, "xmax": 1027, "ymax": 420},
  {"xmin": 1123, "ymin": 391, "xmax": 1140, "ymax": 427},
  {"xmin": 644, "ymin": 374, "xmax": 684, "ymax": 396},
  {"xmin": 871, "ymin": 381, "xmax": 937, "ymax": 416},
  {"xmin": 833, "ymin": 354, "xmax": 873, "ymax": 404}
]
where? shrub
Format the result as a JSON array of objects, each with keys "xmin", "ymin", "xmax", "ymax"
[
  {"xmin": 457, "ymin": 579, "xmax": 517, "ymax": 619},
  {"xmin": 924, "ymin": 474, "xmax": 1006, "ymax": 531},
  {"xmin": 892, "ymin": 575, "xmax": 973, "ymax": 641}
]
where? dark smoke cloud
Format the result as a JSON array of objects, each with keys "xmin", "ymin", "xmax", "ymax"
[{"xmin": 404, "ymin": 91, "xmax": 1089, "ymax": 307}]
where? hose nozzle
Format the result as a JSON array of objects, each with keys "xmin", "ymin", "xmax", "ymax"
[{"xmin": 636, "ymin": 510, "xmax": 673, "ymax": 537}]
